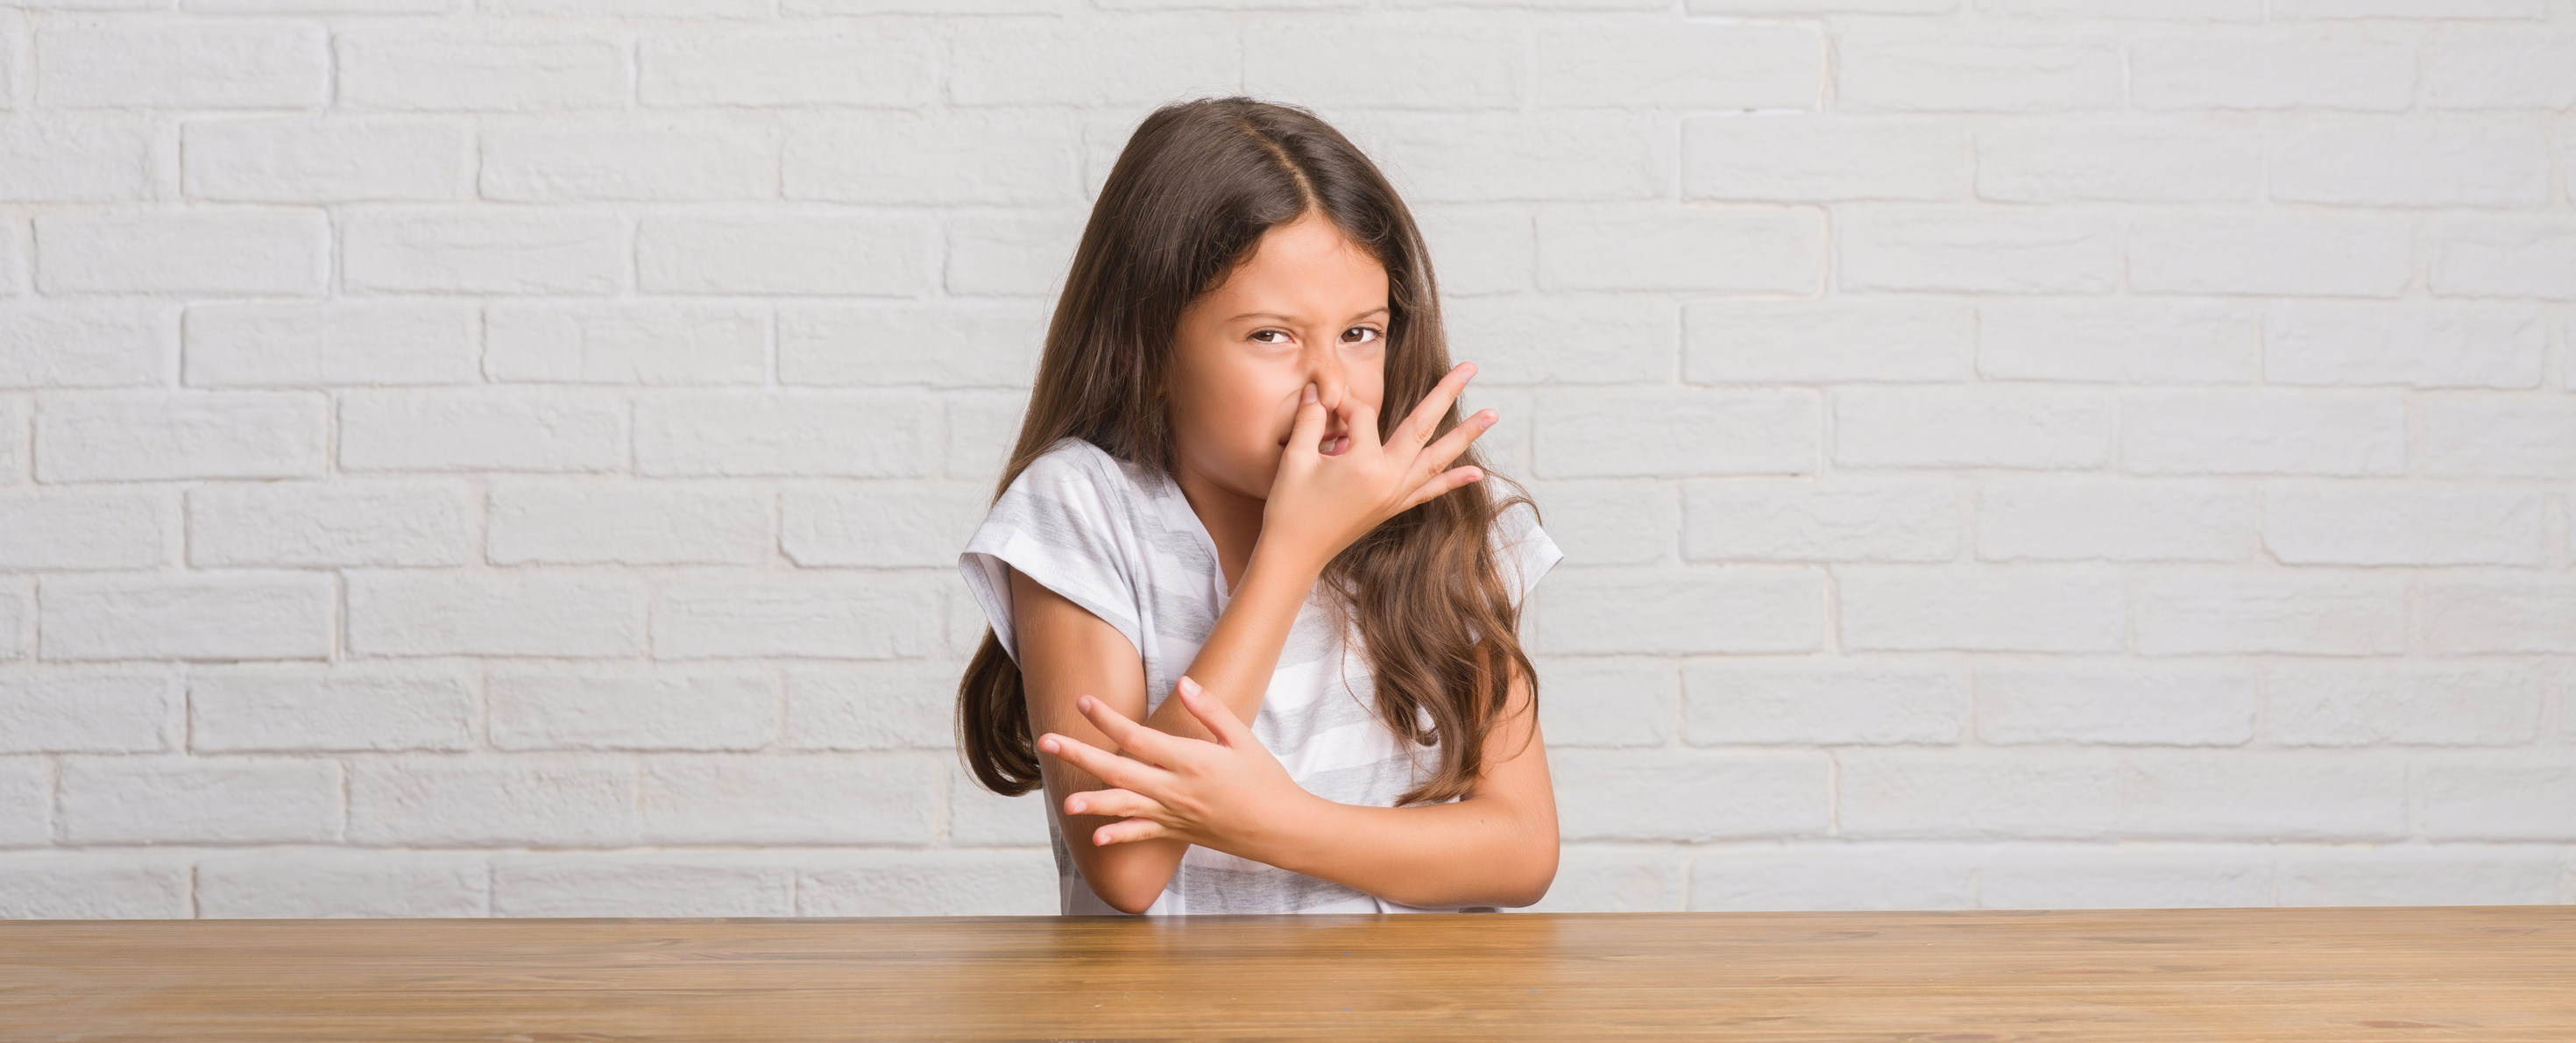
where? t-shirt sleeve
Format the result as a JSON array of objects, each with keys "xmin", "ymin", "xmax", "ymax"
[
  {"xmin": 956, "ymin": 442, "xmax": 1145, "ymax": 666},
  {"xmin": 1490, "ymin": 499, "xmax": 1563, "ymax": 612}
]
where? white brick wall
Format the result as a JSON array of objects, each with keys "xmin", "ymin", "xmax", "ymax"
[{"xmin": 1, "ymin": 1, "xmax": 2570, "ymax": 920}]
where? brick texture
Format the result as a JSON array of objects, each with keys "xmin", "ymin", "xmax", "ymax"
[{"xmin": 4, "ymin": 4, "xmax": 2571, "ymax": 919}]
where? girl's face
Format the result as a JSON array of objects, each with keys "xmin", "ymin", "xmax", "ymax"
[{"xmin": 1169, "ymin": 210, "xmax": 1388, "ymax": 503}]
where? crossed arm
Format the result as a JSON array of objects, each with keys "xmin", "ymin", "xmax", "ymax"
[{"xmin": 1008, "ymin": 551, "xmax": 1560, "ymax": 914}]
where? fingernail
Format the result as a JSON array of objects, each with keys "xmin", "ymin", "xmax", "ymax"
[
  {"xmin": 1070, "ymin": 798, "xmax": 1086, "ymax": 813},
  {"xmin": 1039, "ymin": 736, "xmax": 1058, "ymax": 753},
  {"xmin": 1077, "ymin": 696, "xmax": 1091, "ymax": 712},
  {"xmin": 1303, "ymin": 384, "xmax": 1318, "ymax": 403},
  {"xmin": 1180, "ymin": 676, "xmax": 1200, "ymax": 693}
]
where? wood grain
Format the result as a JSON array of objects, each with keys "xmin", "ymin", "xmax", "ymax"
[{"xmin": 4, "ymin": 906, "xmax": 2571, "ymax": 1040}]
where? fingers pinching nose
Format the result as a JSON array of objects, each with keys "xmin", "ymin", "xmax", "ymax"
[{"xmin": 1303, "ymin": 383, "xmax": 1318, "ymax": 404}]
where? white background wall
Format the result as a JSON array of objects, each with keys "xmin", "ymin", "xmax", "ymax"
[{"xmin": 2, "ymin": 0, "xmax": 2571, "ymax": 919}]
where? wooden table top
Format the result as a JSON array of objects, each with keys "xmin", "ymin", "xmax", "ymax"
[{"xmin": 4, "ymin": 906, "xmax": 2571, "ymax": 1041}]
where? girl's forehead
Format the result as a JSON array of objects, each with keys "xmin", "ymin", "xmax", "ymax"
[{"xmin": 1200, "ymin": 222, "xmax": 1389, "ymax": 317}]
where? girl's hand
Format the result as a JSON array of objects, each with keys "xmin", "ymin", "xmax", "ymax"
[
  {"xmin": 1261, "ymin": 361, "xmax": 1496, "ymax": 571},
  {"xmin": 1036, "ymin": 675, "xmax": 1323, "ymax": 854}
]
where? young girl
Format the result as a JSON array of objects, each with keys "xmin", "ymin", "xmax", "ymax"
[{"xmin": 953, "ymin": 96, "xmax": 1563, "ymax": 916}]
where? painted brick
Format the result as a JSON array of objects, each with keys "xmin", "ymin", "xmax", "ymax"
[
  {"xmin": 1684, "ymin": 116, "xmax": 1967, "ymax": 202},
  {"xmin": 1532, "ymin": 566, "xmax": 1826, "ymax": 656},
  {"xmin": 1976, "ymin": 299, "xmax": 2259, "ymax": 384},
  {"xmin": 1536, "ymin": 23, "xmax": 1818, "ymax": 110},
  {"xmin": 778, "ymin": 302, "xmax": 1044, "ymax": 389},
  {"xmin": 780, "ymin": 482, "xmax": 987, "ymax": 568},
  {"xmin": 1837, "ymin": 565, "xmax": 2127, "ymax": 654},
  {"xmin": 0, "ymin": 673, "xmax": 179, "ymax": 754},
  {"xmin": 640, "ymin": 27, "xmax": 934, "ymax": 107},
  {"xmin": 2262, "ymin": 486, "xmax": 2547, "ymax": 567},
  {"xmin": 490, "ymin": 668, "xmax": 778, "ymax": 751},
  {"xmin": 1837, "ymin": 31, "xmax": 2122, "ymax": 112},
  {"xmin": 39, "ymin": 23, "xmax": 327, "ymax": 109},
  {"xmin": 35, "ymin": 211, "xmax": 328, "ymax": 296},
  {"xmin": 2268, "ymin": 117, "xmax": 2551, "ymax": 208},
  {"xmin": 190, "ymin": 667, "xmax": 478, "ymax": 753},
  {"xmin": 1537, "ymin": 388, "xmax": 1818, "ymax": 479},
  {"xmin": 184, "ymin": 302, "xmax": 480, "ymax": 387},
  {"xmin": 2134, "ymin": 570, "xmax": 2408, "ymax": 656},
  {"xmin": 0, "ymin": 488, "xmax": 172, "ymax": 571},
  {"xmin": 2431, "ymin": 218, "xmax": 2576, "ymax": 301},
  {"xmin": 1839, "ymin": 751, "xmax": 2120, "ymax": 840},
  {"xmin": 1537, "ymin": 206, "xmax": 1821, "ymax": 293},
  {"xmin": 1974, "ymin": 665, "xmax": 2257, "ymax": 747},
  {"xmin": 488, "ymin": 480, "xmax": 771, "ymax": 565},
  {"xmin": 2131, "ymin": 34, "xmax": 2415, "ymax": 111},
  {"xmin": 1684, "ymin": 663, "xmax": 1965, "ymax": 746},
  {"xmin": 2263, "ymin": 303, "xmax": 2548, "ymax": 389},
  {"xmin": 60, "ymin": 755, "xmax": 342, "ymax": 844},
  {"xmin": 1683, "ymin": 478, "xmax": 1960, "ymax": 564},
  {"xmin": 2120, "ymin": 391, "xmax": 2405, "ymax": 476},
  {"xmin": 2120, "ymin": 752, "xmax": 2410, "ymax": 841},
  {"xmin": 0, "ymin": 302, "xmax": 170, "ymax": 389},
  {"xmin": 342, "ymin": 210, "xmax": 625, "ymax": 295},
  {"xmin": 2264, "ymin": 664, "xmax": 2545, "ymax": 748},
  {"xmin": 188, "ymin": 480, "xmax": 474, "ymax": 568},
  {"xmin": 638, "ymin": 215, "xmax": 932, "ymax": 296},
  {"xmin": 184, "ymin": 118, "xmax": 471, "ymax": 202},
  {"xmin": 40, "ymin": 573, "xmax": 334, "ymax": 662},
  {"xmin": 1975, "ymin": 116, "xmax": 2261, "ymax": 202},
  {"xmin": 1446, "ymin": 295, "xmax": 1675, "ymax": 387},
  {"xmin": 198, "ymin": 850, "xmax": 489, "ymax": 919},
  {"xmin": 1833, "ymin": 388, "xmax": 2112, "ymax": 470},
  {"xmin": 340, "ymin": 390, "xmax": 626, "ymax": 473},
  {"xmin": 483, "ymin": 121, "xmax": 778, "ymax": 202},
  {"xmin": 649, "ymin": 574, "xmax": 952, "ymax": 660},
  {"xmin": 344, "ymin": 570, "xmax": 646, "ymax": 658},
  {"xmin": 783, "ymin": 661, "xmax": 964, "ymax": 752},
  {"xmin": 1977, "ymin": 480, "xmax": 2256, "ymax": 563},
  {"xmin": 1551, "ymin": 749, "xmax": 1830, "ymax": 841},
  {"xmin": 338, "ymin": 30, "xmax": 625, "ymax": 111},
  {"xmin": 1839, "ymin": 208, "xmax": 2118, "ymax": 294},
  {"xmin": 2127, "ymin": 216, "xmax": 2413, "ymax": 298},
  {"xmin": 1686, "ymin": 299, "xmax": 1974, "ymax": 384}
]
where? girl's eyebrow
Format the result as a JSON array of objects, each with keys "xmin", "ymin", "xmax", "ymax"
[{"xmin": 1228, "ymin": 307, "xmax": 1391, "ymax": 323}]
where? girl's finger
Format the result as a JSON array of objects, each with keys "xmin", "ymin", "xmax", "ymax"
[
  {"xmin": 1173, "ymin": 675, "xmax": 1251, "ymax": 749},
  {"xmin": 1284, "ymin": 381, "xmax": 1329, "ymax": 459},
  {"xmin": 1037, "ymin": 731, "xmax": 1174, "ymax": 795},
  {"xmin": 1397, "ymin": 464, "xmax": 1485, "ymax": 514},
  {"xmin": 1092, "ymin": 817, "xmax": 1169, "ymax": 847},
  {"xmin": 1072, "ymin": 694, "xmax": 1185, "ymax": 770},
  {"xmin": 1064, "ymin": 786, "xmax": 1159, "ymax": 820},
  {"xmin": 1343, "ymin": 393, "xmax": 1383, "ymax": 455},
  {"xmin": 1397, "ymin": 362, "xmax": 1476, "ymax": 451},
  {"xmin": 1412, "ymin": 408, "xmax": 1497, "ymax": 480}
]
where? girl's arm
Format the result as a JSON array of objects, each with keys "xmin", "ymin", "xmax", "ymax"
[
  {"xmin": 1040, "ymin": 645, "xmax": 1559, "ymax": 910},
  {"xmin": 1009, "ymin": 542, "xmax": 1321, "ymax": 913}
]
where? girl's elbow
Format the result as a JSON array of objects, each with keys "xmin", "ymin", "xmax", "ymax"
[{"xmin": 1081, "ymin": 861, "xmax": 1170, "ymax": 914}]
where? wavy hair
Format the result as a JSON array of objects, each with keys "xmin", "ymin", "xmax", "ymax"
[{"xmin": 955, "ymin": 96, "xmax": 1540, "ymax": 809}]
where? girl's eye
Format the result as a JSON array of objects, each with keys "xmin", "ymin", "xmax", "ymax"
[{"xmin": 1250, "ymin": 327, "xmax": 1384, "ymax": 344}]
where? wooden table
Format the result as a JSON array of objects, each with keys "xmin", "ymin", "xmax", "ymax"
[{"xmin": 5, "ymin": 906, "xmax": 2571, "ymax": 1040}]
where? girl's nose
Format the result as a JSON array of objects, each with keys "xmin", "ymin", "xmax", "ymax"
[{"xmin": 1301, "ymin": 345, "xmax": 1349, "ymax": 414}]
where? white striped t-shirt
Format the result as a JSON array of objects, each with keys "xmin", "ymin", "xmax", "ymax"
[{"xmin": 957, "ymin": 435, "xmax": 1562, "ymax": 915}]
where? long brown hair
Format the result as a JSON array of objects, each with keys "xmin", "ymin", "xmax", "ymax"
[{"xmin": 955, "ymin": 96, "xmax": 1540, "ymax": 809}]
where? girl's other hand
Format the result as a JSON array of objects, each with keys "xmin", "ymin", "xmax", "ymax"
[
  {"xmin": 1036, "ymin": 675, "xmax": 1323, "ymax": 855},
  {"xmin": 1261, "ymin": 360, "xmax": 1495, "ymax": 570}
]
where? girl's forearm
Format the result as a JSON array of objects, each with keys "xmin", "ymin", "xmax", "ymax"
[
  {"xmin": 1242, "ymin": 791, "xmax": 1557, "ymax": 910},
  {"xmin": 1078, "ymin": 540, "xmax": 1323, "ymax": 910},
  {"xmin": 1142, "ymin": 538, "xmax": 1322, "ymax": 743}
]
